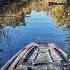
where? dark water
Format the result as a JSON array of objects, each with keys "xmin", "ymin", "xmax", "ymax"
[{"xmin": 0, "ymin": 10, "xmax": 68, "ymax": 67}]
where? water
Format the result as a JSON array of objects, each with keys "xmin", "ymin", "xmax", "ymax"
[{"xmin": 0, "ymin": 10, "xmax": 68, "ymax": 68}]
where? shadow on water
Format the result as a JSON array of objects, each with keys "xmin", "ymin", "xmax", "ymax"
[{"xmin": 0, "ymin": 0, "xmax": 70, "ymax": 68}]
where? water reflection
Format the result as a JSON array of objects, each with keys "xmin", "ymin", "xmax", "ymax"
[
  {"xmin": 0, "ymin": 0, "xmax": 69, "ymax": 68},
  {"xmin": 0, "ymin": 0, "xmax": 50, "ymax": 30},
  {"xmin": 0, "ymin": 0, "xmax": 70, "ymax": 27}
]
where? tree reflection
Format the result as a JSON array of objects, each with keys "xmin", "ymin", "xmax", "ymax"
[
  {"xmin": 49, "ymin": 0, "xmax": 70, "ymax": 26},
  {"xmin": 0, "ymin": 15, "xmax": 26, "ymax": 28},
  {"xmin": 0, "ymin": 0, "xmax": 69, "ymax": 27},
  {"xmin": 0, "ymin": 0, "xmax": 48, "ymax": 30}
]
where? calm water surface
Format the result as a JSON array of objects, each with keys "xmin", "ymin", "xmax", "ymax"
[{"xmin": 0, "ymin": 10, "xmax": 67, "ymax": 67}]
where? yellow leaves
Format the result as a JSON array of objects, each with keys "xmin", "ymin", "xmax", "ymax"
[{"xmin": 50, "ymin": 5, "xmax": 64, "ymax": 26}]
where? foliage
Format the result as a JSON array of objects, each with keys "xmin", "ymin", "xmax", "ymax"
[
  {"xmin": 50, "ymin": 5, "xmax": 64, "ymax": 26},
  {"xmin": 0, "ymin": 0, "xmax": 70, "ymax": 27},
  {"xmin": 49, "ymin": 0, "xmax": 70, "ymax": 26}
]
